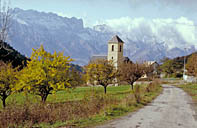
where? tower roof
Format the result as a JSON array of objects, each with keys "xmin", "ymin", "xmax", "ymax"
[{"xmin": 108, "ymin": 35, "xmax": 124, "ymax": 43}]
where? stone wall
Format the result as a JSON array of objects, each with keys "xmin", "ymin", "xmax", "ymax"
[{"xmin": 183, "ymin": 75, "xmax": 197, "ymax": 83}]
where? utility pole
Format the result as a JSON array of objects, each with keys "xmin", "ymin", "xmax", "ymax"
[{"xmin": 183, "ymin": 48, "xmax": 186, "ymax": 79}]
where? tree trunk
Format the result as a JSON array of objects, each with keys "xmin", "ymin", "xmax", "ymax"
[
  {"xmin": 130, "ymin": 82, "xmax": 134, "ymax": 90},
  {"xmin": 104, "ymin": 86, "xmax": 107, "ymax": 94},
  {"xmin": 131, "ymin": 84, "xmax": 134, "ymax": 90},
  {"xmin": 2, "ymin": 97, "xmax": 6, "ymax": 108},
  {"xmin": 41, "ymin": 94, "xmax": 48, "ymax": 103}
]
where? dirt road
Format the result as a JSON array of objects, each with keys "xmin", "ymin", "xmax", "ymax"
[{"xmin": 96, "ymin": 84, "xmax": 197, "ymax": 128}]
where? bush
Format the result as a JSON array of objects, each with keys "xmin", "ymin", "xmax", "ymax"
[
  {"xmin": 0, "ymin": 83, "xmax": 162, "ymax": 127},
  {"xmin": 146, "ymin": 79, "xmax": 161, "ymax": 93},
  {"xmin": 134, "ymin": 85, "xmax": 142, "ymax": 104},
  {"xmin": 0, "ymin": 92, "xmax": 118, "ymax": 127}
]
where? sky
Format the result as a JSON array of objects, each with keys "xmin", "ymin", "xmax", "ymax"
[{"xmin": 10, "ymin": 0, "xmax": 197, "ymax": 49}]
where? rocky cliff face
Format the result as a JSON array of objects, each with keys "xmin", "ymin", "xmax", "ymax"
[{"xmin": 6, "ymin": 8, "xmax": 196, "ymax": 65}]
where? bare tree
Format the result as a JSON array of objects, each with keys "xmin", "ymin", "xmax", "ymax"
[
  {"xmin": 118, "ymin": 62, "xmax": 153, "ymax": 90},
  {"xmin": 0, "ymin": 0, "xmax": 13, "ymax": 55}
]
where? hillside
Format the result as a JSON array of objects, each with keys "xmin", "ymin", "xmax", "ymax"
[
  {"xmin": 0, "ymin": 41, "xmax": 28, "ymax": 68},
  {"xmin": 160, "ymin": 52, "xmax": 197, "ymax": 77}
]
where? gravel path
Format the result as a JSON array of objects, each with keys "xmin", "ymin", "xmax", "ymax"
[{"xmin": 96, "ymin": 84, "xmax": 197, "ymax": 128}]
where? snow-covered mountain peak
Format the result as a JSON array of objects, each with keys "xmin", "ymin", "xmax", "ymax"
[{"xmin": 7, "ymin": 8, "xmax": 196, "ymax": 65}]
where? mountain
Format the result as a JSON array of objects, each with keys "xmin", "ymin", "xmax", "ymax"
[{"xmin": 6, "ymin": 8, "xmax": 196, "ymax": 65}]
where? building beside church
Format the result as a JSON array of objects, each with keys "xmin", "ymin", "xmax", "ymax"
[
  {"xmin": 142, "ymin": 61, "xmax": 160, "ymax": 78},
  {"xmin": 91, "ymin": 35, "xmax": 130, "ymax": 68}
]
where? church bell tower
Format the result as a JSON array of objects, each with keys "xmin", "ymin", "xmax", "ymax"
[{"xmin": 107, "ymin": 35, "xmax": 124, "ymax": 68}]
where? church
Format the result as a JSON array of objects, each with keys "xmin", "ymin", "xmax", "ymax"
[{"xmin": 91, "ymin": 35, "xmax": 130, "ymax": 68}]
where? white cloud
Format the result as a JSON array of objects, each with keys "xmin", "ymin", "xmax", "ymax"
[
  {"xmin": 96, "ymin": 17, "xmax": 197, "ymax": 49},
  {"xmin": 55, "ymin": 12, "xmax": 73, "ymax": 18},
  {"xmin": 127, "ymin": 0, "xmax": 197, "ymax": 10}
]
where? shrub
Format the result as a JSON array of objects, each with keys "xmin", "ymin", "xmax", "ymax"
[
  {"xmin": 134, "ymin": 85, "xmax": 142, "ymax": 104},
  {"xmin": 146, "ymin": 79, "xmax": 161, "ymax": 93},
  {"xmin": 0, "ymin": 91, "xmax": 118, "ymax": 127}
]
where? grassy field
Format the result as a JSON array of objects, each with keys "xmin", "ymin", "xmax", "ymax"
[
  {"xmin": 3, "ymin": 85, "xmax": 131, "ymax": 107},
  {"xmin": 0, "ymin": 82, "xmax": 163, "ymax": 128}
]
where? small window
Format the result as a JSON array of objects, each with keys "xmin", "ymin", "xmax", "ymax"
[
  {"xmin": 120, "ymin": 45, "xmax": 122, "ymax": 52},
  {"xmin": 112, "ymin": 45, "xmax": 114, "ymax": 51}
]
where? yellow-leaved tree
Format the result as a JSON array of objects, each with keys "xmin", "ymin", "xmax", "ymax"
[
  {"xmin": 16, "ymin": 45, "xmax": 73, "ymax": 102},
  {"xmin": 0, "ymin": 61, "xmax": 18, "ymax": 108},
  {"xmin": 85, "ymin": 59, "xmax": 117, "ymax": 94}
]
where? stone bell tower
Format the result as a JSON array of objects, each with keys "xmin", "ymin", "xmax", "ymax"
[{"xmin": 107, "ymin": 35, "xmax": 124, "ymax": 68}]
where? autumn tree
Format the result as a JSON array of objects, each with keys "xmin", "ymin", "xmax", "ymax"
[
  {"xmin": 67, "ymin": 67, "xmax": 85, "ymax": 87},
  {"xmin": 0, "ymin": 61, "xmax": 17, "ymax": 107},
  {"xmin": 118, "ymin": 62, "xmax": 152, "ymax": 90},
  {"xmin": 159, "ymin": 58, "xmax": 174, "ymax": 77},
  {"xmin": 16, "ymin": 45, "xmax": 73, "ymax": 102},
  {"xmin": 159, "ymin": 57, "xmax": 186, "ymax": 78},
  {"xmin": 186, "ymin": 53, "xmax": 197, "ymax": 77},
  {"xmin": 85, "ymin": 59, "xmax": 117, "ymax": 94}
]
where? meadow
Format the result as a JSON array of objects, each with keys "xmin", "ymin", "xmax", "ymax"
[
  {"xmin": 0, "ymin": 81, "xmax": 162, "ymax": 128},
  {"xmin": 2, "ymin": 85, "xmax": 132, "ymax": 107}
]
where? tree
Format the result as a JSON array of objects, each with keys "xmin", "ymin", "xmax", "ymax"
[
  {"xmin": 85, "ymin": 59, "xmax": 117, "ymax": 94},
  {"xmin": 118, "ymin": 62, "xmax": 151, "ymax": 90},
  {"xmin": 16, "ymin": 45, "xmax": 73, "ymax": 102},
  {"xmin": 159, "ymin": 56, "xmax": 187, "ymax": 78},
  {"xmin": 0, "ymin": 61, "xmax": 17, "ymax": 107},
  {"xmin": 67, "ymin": 67, "xmax": 85, "ymax": 87},
  {"xmin": 0, "ymin": 0, "xmax": 13, "ymax": 55},
  {"xmin": 186, "ymin": 53, "xmax": 197, "ymax": 77},
  {"xmin": 159, "ymin": 58, "xmax": 174, "ymax": 77},
  {"xmin": 0, "ymin": 0, "xmax": 12, "ymax": 41}
]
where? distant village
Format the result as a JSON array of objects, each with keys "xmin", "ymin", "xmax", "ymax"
[{"xmin": 91, "ymin": 35, "xmax": 159, "ymax": 79}]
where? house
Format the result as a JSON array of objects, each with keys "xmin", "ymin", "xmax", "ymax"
[
  {"xmin": 91, "ymin": 35, "xmax": 130, "ymax": 68},
  {"xmin": 145, "ymin": 61, "xmax": 159, "ymax": 74},
  {"xmin": 142, "ymin": 61, "xmax": 159, "ymax": 78}
]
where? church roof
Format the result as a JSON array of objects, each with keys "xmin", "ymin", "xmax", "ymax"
[
  {"xmin": 108, "ymin": 35, "xmax": 124, "ymax": 43},
  {"xmin": 90, "ymin": 55, "xmax": 107, "ymax": 62}
]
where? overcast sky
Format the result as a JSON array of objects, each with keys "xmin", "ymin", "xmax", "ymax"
[{"xmin": 11, "ymin": 0, "xmax": 197, "ymax": 27}]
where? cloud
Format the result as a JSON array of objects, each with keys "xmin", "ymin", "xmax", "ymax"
[
  {"xmin": 159, "ymin": 0, "xmax": 197, "ymax": 5},
  {"xmin": 77, "ymin": 0, "xmax": 197, "ymax": 9},
  {"xmin": 56, "ymin": 12, "xmax": 72, "ymax": 18},
  {"xmin": 96, "ymin": 16, "xmax": 197, "ymax": 49},
  {"xmin": 127, "ymin": 0, "xmax": 197, "ymax": 5}
]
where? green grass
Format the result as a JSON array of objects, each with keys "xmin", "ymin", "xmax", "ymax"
[
  {"xmin": 49, "ymin": 84, "xmax": 163, "ymax": 128},
  {"xmin": 0, "ymin": 84, "xmax": 163, "ymax": 127},
  {"xmin": 42, "ymin": 84, "xmax": 162, "ymax": 128},
  {"xmin": 1, "ymin": 85, "xmax": 131, "ymax": 108}
]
